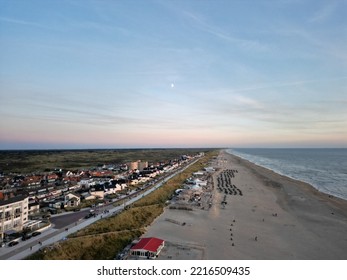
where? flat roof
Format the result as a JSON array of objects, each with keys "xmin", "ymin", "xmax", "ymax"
[{"xmin": 0, "ymin": 194, "xmax": 28, "ymax": 206}]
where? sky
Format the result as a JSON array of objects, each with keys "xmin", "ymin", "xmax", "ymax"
[{"xmin": 0, "ymin": 0, "xmax": 346, "ymax": 149}]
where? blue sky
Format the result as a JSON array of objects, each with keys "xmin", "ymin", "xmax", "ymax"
[{"xmin": 0, "ymin": 0, "xmax": 346, "ymax": 149}]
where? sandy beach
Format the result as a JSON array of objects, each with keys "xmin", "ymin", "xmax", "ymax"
[{"xmin": 142, "ymin": 150, "xmax": 347, "ymax": 260}]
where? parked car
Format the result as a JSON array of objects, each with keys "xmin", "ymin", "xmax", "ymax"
[
  {"xmin": 84, "ymin": 213, "xmax": 93, "ymax": 219},
  {"xmin": 8, "ymin": 241, "xmax": 19, "ymax": 247},
  {"xmin": 32, "ymin": 231, "xmax": 41, "ymax": 237},
  {"xmin": 22, "ymin": 233, "xmax": 32, "ymax": 241}
]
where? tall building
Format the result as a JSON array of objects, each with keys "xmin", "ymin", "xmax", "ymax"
[
  {"xmin": 138, "ymin": 161, "xmax": 148, "ymax": 171},
  {"xmin": 128, "ymin": 161, "xmax": 139, "ymax": 171},
  {"xmin": 0, "ymin": 194, "xmax": 29, "ymax": 242},
  {"xmin": 128, "ymin": 160, "xmax": 148, "ymax": 171}
]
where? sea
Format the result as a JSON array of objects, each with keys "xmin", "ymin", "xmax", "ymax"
[{"xmin": 227, "ymin": 148, "xmax": 347, "ymax": 201}]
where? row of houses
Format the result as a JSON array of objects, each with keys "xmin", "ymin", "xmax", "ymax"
[{"xmin": 0, "ymin": 152, "xmax": 204, "ymax": 244}]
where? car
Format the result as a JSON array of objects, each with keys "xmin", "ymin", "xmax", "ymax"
[
  {"xmin": 8, "ymin": 241, "xmax": 19, "ymax": 247},
  {"xmin": 32, "ymin": 231, "xmax": 42, "ymax": 237},
  {"xmin": 22, "ymin": 234, "xmax": 32, "ymax": 241}
]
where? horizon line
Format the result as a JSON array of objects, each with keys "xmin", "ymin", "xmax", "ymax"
[{"xmin": 0, "ymin": 146, "xmax": 346, "ymax": 152}]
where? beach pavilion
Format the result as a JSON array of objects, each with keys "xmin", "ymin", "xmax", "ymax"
[{"xmin": 129, "ymin": 237, "xmax": 165, "ymax": 259}]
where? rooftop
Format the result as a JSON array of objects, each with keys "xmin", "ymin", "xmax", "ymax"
[{"xmin": 131, "ymin": 237, "xmax": 164, "ymax": 253}]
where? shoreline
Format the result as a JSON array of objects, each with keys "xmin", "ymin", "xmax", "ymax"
[
  {"xmin": 227, "ymin": 148, "xmax": 347, "ymax": 202},
  {"xmin": 141, "ymin": 149, "xmax": 347, "ymax": 260},
  {"xmin": 227, "ymin": 150, "xmax": 347, "ymax": 210}
]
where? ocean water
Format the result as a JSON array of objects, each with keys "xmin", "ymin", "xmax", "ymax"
[{"xmin": 227, "ymin": 148, "xmax": 347, "ymax": 201}]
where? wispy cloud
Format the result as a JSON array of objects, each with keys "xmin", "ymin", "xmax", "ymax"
[
  {"xmin": 189, "ymin": 79, "xmax": 347, "ymax": 135},
  {"xmin": 0, "ymin": 16, "xmax": 41, "ymax": 27},
  {"xmin": 181, "ymin": 10, "xmax": 270, "ymax": 52},
  {"xmin": 0, "ymin": 16, "xmax": 62, "ymax": 32},
  {"xmin": 272, "ymin": 14, "xmax": 347, "ymax": 63},
  {"xmin": 309, "ymin": 1, "xmax": 337, "ymax": 23}
]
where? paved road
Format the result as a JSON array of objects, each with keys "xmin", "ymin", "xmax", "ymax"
[{"xmin": 0, "ymin": 158, "xmax": 199, "ymax": 260}]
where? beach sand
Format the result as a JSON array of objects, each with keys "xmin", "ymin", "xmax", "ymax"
[{"xmin": 142, "ymin": 150, "xmax": 347, "ymax": 260}]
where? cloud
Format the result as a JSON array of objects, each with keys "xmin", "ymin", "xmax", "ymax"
[
  {"xmin": 228, "ymin": 76, "xmax": 347, "ymax": 94},
  {"xmin": 0, "ymin": 16, "xmax": 42, "ymax": 27},
  {"xmin": 189, "ymin": 78, "xmax": 347, "ymax": 137},
  {"xmin": 181, "ymin": 10, "xmax": 270, "ymax": 52},
  {"xmin": 309, "ymin": 2, "xmax": 337, "ymax": 23}
]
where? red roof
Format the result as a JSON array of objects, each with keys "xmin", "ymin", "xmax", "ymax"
[{"xmin": 131, "ymin": 237, "xmax": 164, "ymax": 252}]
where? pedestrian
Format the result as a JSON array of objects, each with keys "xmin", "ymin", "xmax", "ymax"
[
  {"xmin": 255, "ymin": 236, "xmax": 258, "ymax": 241},
  {"xmin": 30, "ymin": 246, "xmax": 32, "ymax": 250}
]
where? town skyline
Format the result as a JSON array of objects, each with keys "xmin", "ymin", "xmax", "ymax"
[{"xmin": 1, "ymin": 0, "xmax": 346, "ymax": 149}]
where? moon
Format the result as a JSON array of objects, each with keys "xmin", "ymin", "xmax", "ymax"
[{"xmin": 171, "ymin": 83, "xmax": 175, "ymax": 88}]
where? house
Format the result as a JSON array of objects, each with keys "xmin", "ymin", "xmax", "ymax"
[
  {"xmin": 90, "ymin": 170, "xmax": 113, "ymax": 178},
  {"xmin": 64, "ymin": 193, "xmax": 81, "ymax": 208},
  {"xmin": 130, "ymin": 179, "xmax": 139, "ymax": 186},
  {"xmin": 47, "ymin": 173, "xmax": 59, "ymax": 183},
  {"xmin": 24, "ymin": 175, "xmax": 42, "ymax": 186},
  {"xmin": 50, "ymin": 200, "xmax": 64, "ymax": 209},
  {"xmin": 105, "ymin": 180, "xmax": 127, "ymax": 195},
  {"xmin": 80, "ymin": 192, "xmax": 95, "ymax": 201},
  {"xmin": 129, "ymin": 237, "xmax": 165, "ymax": 259},
  {"xmin": 110, "ymin": 179, "xmax": 128, "ymax": 191},
  {"xmin": 79, "ymin": 179, "xmax": 94, "ymax": 189},
  {"xmin": 63, "ymin": 176, "xmax": 80, "ymax": 184},
  {"xmin": 90, "ymin": 184, "xmax": 105, "ymax": 199}
]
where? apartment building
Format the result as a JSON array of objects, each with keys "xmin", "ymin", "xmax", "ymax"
[{"xmin": 0, "ymin": 194, "xmax": 29, "ymax": 241}]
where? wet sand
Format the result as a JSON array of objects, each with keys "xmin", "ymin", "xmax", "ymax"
[{"xmin": 143, "ymin": 150, "xmax": 347, "ymax": 259}]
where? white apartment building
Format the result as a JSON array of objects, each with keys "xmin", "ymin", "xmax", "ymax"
[{"xmin": 0, "ymin": 195, "xmax": 29, "ymax": 241}]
